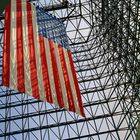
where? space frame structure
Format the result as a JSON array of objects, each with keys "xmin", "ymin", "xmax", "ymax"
[{"xmin": 0, "ymin": 0, "xmax": 140, "ymax": 139}]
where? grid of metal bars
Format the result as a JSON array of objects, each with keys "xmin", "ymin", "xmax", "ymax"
[{"xmin": 0, "ymin": 0, "xmax": 140, "ymax": 139}]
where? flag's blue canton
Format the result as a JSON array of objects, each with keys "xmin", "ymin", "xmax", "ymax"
[{"xmin": 36, "ymin": 7, "xmax": 69, "ymax": 49}]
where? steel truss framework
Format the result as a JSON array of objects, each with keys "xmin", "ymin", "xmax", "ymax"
[{"xmin": 0, "ymin": 0, "xmax": 140, "ymax": 139}]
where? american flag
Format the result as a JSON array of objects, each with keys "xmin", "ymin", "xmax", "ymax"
[{"xmin": 2, "ymin": 0, "xmax": 85, "ymax": 117}]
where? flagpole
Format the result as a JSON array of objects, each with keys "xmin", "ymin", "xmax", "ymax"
[{"xmin": 0, "ymin": 0, "xmax": 10, "ymax": 14}]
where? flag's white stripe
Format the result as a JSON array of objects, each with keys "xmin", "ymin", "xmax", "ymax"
[
  {"xmin": 9, "ymin": 0, "xmax": 17, "ymax": 89},
  {"xmin": 31, "ymin": 5, "xmax": 46, "ymax": 100},
  {"xmin": 44, "ymin": 38, "xmax": 58, "ymax": 105},
  {"xmin": 63, "ymin": 48, "xmax": 80, "ymax": 115},
  {"xmin": 53, "ymin": 43, "xmax": 69, "ymax": 110},
  {"xmin": 22, "ymin": 2, "xmax": 32, "ymax": 95}
]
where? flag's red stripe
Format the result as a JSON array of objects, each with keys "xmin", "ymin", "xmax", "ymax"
[
  {"xmin": 16, "ymin": 0, "xmax": 25, "ymax": 92},
  {"xmin": 26, "ymin": 3, "xmax": 40, "ymax": 99},
  {"xmin": 2, "ymin": 2, "xmax": 11, "ymax": 87},
  {"xmin": 39, "ymin": 36, "xmax": 53, "ymax": 103},
  {"xmin": 58, "ymin": 46, "xmax": 75, "ymax": 112},
  {"xmin": 49, "ymin": 40, "xmax": 64, "ymax": 108},
  {"xmin": 68, "ymin": 51, "xmax": 85, "ymax": 117}
]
